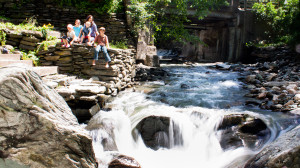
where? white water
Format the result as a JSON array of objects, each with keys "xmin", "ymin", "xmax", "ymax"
[{"xmin": 87, "ymin": 65, "xmax": 298, "ymax": 168}]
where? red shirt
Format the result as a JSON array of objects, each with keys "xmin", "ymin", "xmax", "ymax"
[{"xmin": 95, "ymin": 35, "xmax": 107, "ymax": 46}]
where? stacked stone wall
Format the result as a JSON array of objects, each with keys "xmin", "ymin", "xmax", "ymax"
[
  {"xmin": 2, "ymin": 28, "xmax": 60, "ymax": 50},
  {"xmin": 37, "ymin": 44, "xmax": 136, "ymax": 88},
  {"xmin": 0, "ymin": 0, "xmax": 134, "ymax": 46}
]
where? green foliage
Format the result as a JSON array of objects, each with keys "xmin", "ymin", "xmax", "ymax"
[
  {"xmin": 0, "ymin": 17, "xmax": 54, "ymax": 36},
  {"xmin": 253, "ymin": 0, "xmax": 300, "ymax": 45},
  {"xmin": 58, "ymin": 0, "xmax": 123, "ymax": 15},
  {"xmin": 37, "ymin": 38, "xmax": 60, "ymax": 52},
  {"xmin": 127, "ymin": 0, "xmax": 228, "ymax": 45},
  {"xmin": 110, "ymin": 40, "xmax": 128, "ymax": 49},
  {"xmin": 21, "ymin": 50, "xmax": 40, "ymax": 66},
  {"xmin": 0, "ymin": 30, "xmax": 6, "ymax": 46}
]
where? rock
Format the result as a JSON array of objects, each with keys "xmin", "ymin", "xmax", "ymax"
[
  {"xmin": 180, "ymin": 83, "xmax": 190, "ymax": 89},
  {"xmin": 19, "ymin": 44, "xmax": 36, "ymax": 50},
  {"xmin": 108, "ymin": 155, "xmax": 141, "ymax": 168},
  {"xmin": 135, "ymin": 116, "xmax": 182, "ymax": 150},
  {"xmin": 239, "ymin": 119, "xmax": 268, "ymax": 134},
  {"xmin": 44, "ymin": 55, "xmax": 60, "ymax": 61},
  {"xmin": 0, "ymin": 66, "xmax": 97, "ymax": 168},
  {"xmin": 294, "ymin": 94, "xmax": 300, "ymax": 101},
  {"xmin": 286, "ymin": 84, "xmax": 298, "ymax": 91},
  {"xmin": 284, "ymin": 100, "xmax": 294, "ymax": 106},
  {"xmin": 216, "ymin": 63, "xmax": 231, "ymax": 70},
  {"xmin": 245, "ymin": 126, "xmax": 300, "ymax": 168},
  {"xmin": 89, "ymin": 104, "xmax": 100, "ymax": 116},
  {"xmin": 218, "ymin": 114, "xmax": 271, "ymax": 150},
  {"xmin": 23, "ymin": 36, "xmax": 41, "ymax": 43},
  {"xmin": 270, "ymin": 104, "xmax": 283, "ymax": 111},
  {"xmin": 75, "ymin": 85, "xmax": 107, "ymax": 94},
  {"xmin": 245, "ymin": 100, "xmax": 261, "ymax": 106},
  {"xmin": 257, "ymin": 92, "xmax": 267, "ymax": 99},
  {"xmin": 266, "ymin": 73, "xmax": 277, "ymax": 81},
  {"xmin": 245, "ymin": 75, "xmax": 256, "ymax": 83},
  {"xmin": 86, "ymin": 112, "xmax": 118, "ymax": 151},
  {"xmin": 263, "ymin": 82, "xmax": 289, "ymax": 87},
  {"xmin": 54, "ymin": 50, "xmax": 72, "ymax": 56}
]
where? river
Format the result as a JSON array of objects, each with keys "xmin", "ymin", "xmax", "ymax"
[{"xmin": 88, "ymin": 64, "xmax": 299, "ymax": 168}]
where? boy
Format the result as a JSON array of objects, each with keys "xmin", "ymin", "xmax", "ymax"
[
  {"xmin": 80, "ymin": 21, "xmax": 92, "ymax": 46},
  {"xmin": 92, "ymin": 27, "xmax": 111, "ymax": 68}
]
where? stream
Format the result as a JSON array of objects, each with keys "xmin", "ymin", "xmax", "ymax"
[{"xmin": 87, "ymin": 64, "xmax": 300, "ymax": 168}]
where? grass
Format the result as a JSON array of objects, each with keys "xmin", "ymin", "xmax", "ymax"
[{"xmin": 110, "ymin": 41, "xmax": 128, "ymax": 49}]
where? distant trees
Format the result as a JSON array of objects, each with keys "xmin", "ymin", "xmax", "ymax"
[
  {"xmin": 127, "ymin": 0, "xmax": 229, "ymax": 44},
  {"xmin": 252, "ymin": 0, "xmax": 300, "ymax": 45}
]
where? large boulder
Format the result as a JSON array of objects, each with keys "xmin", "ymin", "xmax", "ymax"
[
  {"xmin": 245, "ymin": 125, "xmax": 300, "ymax": 168},
  {"xmin": 135, "ymin": 115, "xmax": 183, "ymax": 150},
  {"xmin": 217, "ymin": 114, "xmax": 271, "ymax": 150},
  {"xmin": 0, "ymin": 66, "xmax": 97, "ymax": 168}
]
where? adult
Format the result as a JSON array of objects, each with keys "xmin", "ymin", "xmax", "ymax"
[
  {"xmin": 86, "ymin": 15, "xmax": 98, "ymax": 42},
  {"xmin": 92, "ymin": 27, "xmax": 111, "ymax": 68}
]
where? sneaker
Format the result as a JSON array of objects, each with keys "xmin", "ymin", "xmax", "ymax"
[
  {"xmin": 105, "ymin": 63, "xmax": 109, "ymax": 68},
  {"xmin": 66, "ymin": 44, "xmax": 70, "ymax": 48}
]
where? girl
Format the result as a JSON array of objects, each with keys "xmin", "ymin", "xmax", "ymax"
[
  {"xmin": 62, "ymin": 24, "xmax": 75, "ymax": 48},
  {"xmin": 73, "ymin": 19, "xmax": 82, "ymax": 43}
]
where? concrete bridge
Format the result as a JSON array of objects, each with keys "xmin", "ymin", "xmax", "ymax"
[
  {"xmin": 136, "ymin": 0, "xmax": 272, "ymax": 64},
  {"xmin": 177, "ymin": 0, "xmax": 272, "ymax": 63}
]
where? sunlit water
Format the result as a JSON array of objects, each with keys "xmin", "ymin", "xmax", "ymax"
[{"xmin": 87, "ymin": 64, "xmax": 299, "ymax": 168}]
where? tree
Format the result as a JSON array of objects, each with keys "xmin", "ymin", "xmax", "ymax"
[{"xmin": 126, "ymin": 0, "xmax": 229, "ymax": 45}]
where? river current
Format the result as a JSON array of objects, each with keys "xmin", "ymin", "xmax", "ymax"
[{"xmin": 88, "ymin": 64, "xmax": 299, "ymax": 168}]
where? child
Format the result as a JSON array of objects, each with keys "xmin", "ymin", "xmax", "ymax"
[
  {"xmin": 73, "ymin": 19, "xmax": 82, "ymax": 43},
  {"xmin": 80, "ymin": 21, "xmax": 92, "ymax": 46},
  {"xmin": 62, "ymin": 24, "xmax": 76, "ymax": 48},
  {"xmin": 92, "ymin": 27, "xmax": 111, "ymax": 68}
]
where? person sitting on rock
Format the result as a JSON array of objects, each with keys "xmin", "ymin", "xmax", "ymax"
[
  {"xmin": 80, "ymin": 21, "xmax": 92, "ymax": 46},
  {"xmin": 62, "ymin": 24, "xmax": 76, "ymax": 48},
  {"xmin": 86, "ymin": 15, "xmax": 98, "ymax": 42},
  {"xmin": 92, "ymin": 27, "xmax": 111, "ymax": 68},
  {"xmin": 73, "ymin": 19, "xmax": 82, "ymax": 43}
]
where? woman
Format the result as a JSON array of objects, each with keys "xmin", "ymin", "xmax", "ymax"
[{"xmin": 86, "ymin": 15, "xmax": 98, "ymax": 42}]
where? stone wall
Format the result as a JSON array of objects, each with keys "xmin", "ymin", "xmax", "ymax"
[
  {"xmin": 0, "ymin": 0, "xmax": 134, "ymax": 46},
  {"xmin": 38, "ymin": 44, "xmax": 136, "ymax": 122},
  {"xmin": 37, "ymin": 44, "xmax": 136, "ymax": 87},
  {"xmin": 2, "ymin": 28, "xmax": 60, "ymax": 50}
]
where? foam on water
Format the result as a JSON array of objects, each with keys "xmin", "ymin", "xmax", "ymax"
[{"xmin": 87, "ymin": 65, "xmax": 297, "ymax": 168}]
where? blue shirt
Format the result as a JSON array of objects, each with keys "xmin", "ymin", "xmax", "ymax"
[
  {"xmin": 73, "ymin": 25, "xmax": 82, "ymax": 37},
  {"xmin": 82, "ymin": 25, "xmax": 91, "ymax": 36}
]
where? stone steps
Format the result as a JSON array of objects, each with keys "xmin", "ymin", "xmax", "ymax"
[
  {"xmin": 32, "ymin": 66, "xmax": 58, "ymax": 77},
  {"xmin": 0, "ymin": 54, "xmax": 21, "ymax": 60},
  {"xmin": 0, "ymin": 60, "xmax": 33, "ymax": 67}
]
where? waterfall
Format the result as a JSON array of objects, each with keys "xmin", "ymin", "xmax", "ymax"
[{"xmin": 86, "ymin": 65, "xmax": 297, "ymax": 168}]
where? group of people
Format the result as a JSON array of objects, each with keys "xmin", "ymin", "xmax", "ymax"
[{"xmin": 62, "ymin": 15, "xmax": 111, "ymax": 68}]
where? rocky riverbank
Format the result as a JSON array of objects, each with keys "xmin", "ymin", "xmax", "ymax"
[
  {"xmin": 214, "ymin": 46, "xmax": 300, "ymax": 114},
  {"xmin": 0, "ymin": 66, "xmax": 97, "ymax": 168}
]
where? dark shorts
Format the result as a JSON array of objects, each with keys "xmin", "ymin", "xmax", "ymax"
[{"xmin": 62, "ymin": 35, "xmax": 72, "ymax": 42}]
